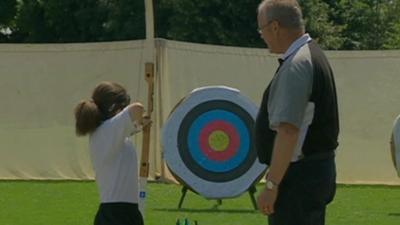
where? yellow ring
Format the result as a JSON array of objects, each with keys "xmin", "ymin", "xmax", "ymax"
[{"xmin": 208, "ymin": 130, "xmax": 230, "ymax": 151}]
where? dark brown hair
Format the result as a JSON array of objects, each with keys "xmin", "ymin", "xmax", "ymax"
[{"xmin": 74, "ymin": 81, "xmax": 130, "ymax": 136}]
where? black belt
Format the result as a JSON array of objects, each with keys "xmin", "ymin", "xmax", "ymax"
[{"xmin": 295, "ymin": 151, "xmax": 335, "ymax": 163}]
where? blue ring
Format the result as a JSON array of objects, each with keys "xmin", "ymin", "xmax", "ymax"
[{"xmin": 188, "ymin": 110, "xmax": 250, "ymax": 173}]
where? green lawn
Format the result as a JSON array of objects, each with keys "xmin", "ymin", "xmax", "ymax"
[{"xmin": 0, "ymin": 181, "xmax": 399, "ymax": 225}]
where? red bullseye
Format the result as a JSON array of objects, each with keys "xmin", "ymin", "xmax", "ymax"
[{"xmin": 199, "ymin": 120, "xmax": 240, "ymax": 161}]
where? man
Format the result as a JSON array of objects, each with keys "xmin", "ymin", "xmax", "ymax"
[{"xmin": 254, "ymin": 0, "xmax": 339, "ymax": 225}]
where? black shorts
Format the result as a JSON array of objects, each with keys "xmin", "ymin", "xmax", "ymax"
[{"xmin": 94, "ymin": 202, "xmax": 144, "ymax": 225}]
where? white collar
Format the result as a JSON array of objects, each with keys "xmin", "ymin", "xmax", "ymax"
[{"xmin": 280, "ymin": 33, "xmax": 312, "ymax": 61}]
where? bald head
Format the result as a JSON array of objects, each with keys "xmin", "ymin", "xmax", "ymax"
[{"xmin": 258, "ymin": 0, "xmax": 305, "ymax": 32}]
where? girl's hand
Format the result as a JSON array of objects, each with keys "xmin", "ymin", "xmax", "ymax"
[{"xmin": 142, "ymin": 116, "xmax": 152, "ymax": 127}]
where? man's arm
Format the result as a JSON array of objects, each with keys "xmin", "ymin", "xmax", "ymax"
[
  {"xmin": 257, "ymin": 122, "xmax": 299, "ymax": 215},
  {"xmin": 267, "ymin": 122, "xmax": 299, "ymax": 184}
]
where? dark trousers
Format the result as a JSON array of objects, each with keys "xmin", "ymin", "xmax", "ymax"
[
  {"xmin": 268, "ymin": 157, "xmax": 336, "ymax": 225},
  {"xmin": 94, "ymin": 202, "xmax": 144, "ymax": 225}
]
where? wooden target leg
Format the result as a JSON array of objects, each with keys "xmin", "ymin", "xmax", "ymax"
[
  {"xmin": 178, "ymin": 186, "xmax": 188, "ymax": 209},
  {"xmin": 248, "ymin": 185, "xmax": 258, "ymax": 210}
]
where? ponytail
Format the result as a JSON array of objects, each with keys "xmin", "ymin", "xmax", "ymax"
[
  {"xmin": 75, "ymin": 81, "xmax": 129, "ymax": 136},
  {"xmin": 74, "ymin": 100, "xmax": 103, "ymax": 136}
]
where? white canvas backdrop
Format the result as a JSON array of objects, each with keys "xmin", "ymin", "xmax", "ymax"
[
  {"xmin": 0, "ymin": 39, "xmax": 399, "ymax": 184},
  {"xmin": 0, "ymin": 40, "xmax": 162, "ymax": 179},
  {"xmin": 157, "ymin": 40, "xmax": 400, "ymax": 185}
]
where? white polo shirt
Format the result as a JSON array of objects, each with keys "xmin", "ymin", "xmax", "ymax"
[{"xmin": 89, "ymin": 107, "xmax": 140, "ymax": 203}]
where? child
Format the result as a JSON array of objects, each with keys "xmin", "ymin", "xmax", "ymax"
[{"xmin": 74, "ymin": 81, "xmax": 148, "ymax": 225}]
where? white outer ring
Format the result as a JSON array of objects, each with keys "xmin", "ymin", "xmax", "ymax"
[{"xmin": 392, "ymin": 115, "xmax": 400, "ymax": 177}]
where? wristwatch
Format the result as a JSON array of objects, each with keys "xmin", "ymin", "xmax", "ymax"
[{"xmin": 265, "ymin": 179, "xmax": 278, "ymax": 191}]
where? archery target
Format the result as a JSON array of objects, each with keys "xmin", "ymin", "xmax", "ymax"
[
  {"xmin": 391, "ymin": 115, "xmax": 400, "ymax": 177},
  {"xmin": 163, "ymin": 86, "xmax": 267, "ymax": 199}
]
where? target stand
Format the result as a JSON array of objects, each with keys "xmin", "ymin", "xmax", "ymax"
[
  {"xmin": 162, "ymin": 86, "xmax": 267, "ymax": 210},
  {"xmin": 177, "ymin": 180, "xmax": 260, "ymax": 210}
]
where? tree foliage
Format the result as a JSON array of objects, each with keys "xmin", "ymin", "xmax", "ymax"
[
  {"xmin": 0, "ymin": 0, "xmax": 17, "ymax": 25},
  {"xmin": 8, "ymin": 0, "xmax": 144, "ymax": 43},
  {"xmin": 299, "ymin": 0, "xmax": 345, "ymax": 50},
  {"xmin": 155, "ymin": 0, "xmax": 264, "ymax": 47},
  {"xmin": 156, "ymin": 0, "xmax": 400, "ymax": 50},
  {"xmin": 0, "ymin": 0, "xmax": 17, "ymax": 41},
  {"xmin": 1, "ymin": 0, "xmax": 400, "ymax": 50}
]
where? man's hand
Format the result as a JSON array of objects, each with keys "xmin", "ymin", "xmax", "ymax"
[{"xmin": 257, "ymin": 186, "xmax": 278, "ymax": 215}]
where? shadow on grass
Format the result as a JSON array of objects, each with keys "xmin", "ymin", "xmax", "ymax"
[
  {"xmin": 388, "ymin": 213, "xmax": 400, "ymax": 216},
  {"xmin": 153, "ymin": 208, "xmax": 258, "ymax": 214}
]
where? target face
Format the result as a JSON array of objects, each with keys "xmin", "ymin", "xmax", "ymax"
[{"xmin": 163, "ymin": 86, "xmax": 267, "ymax": 199}]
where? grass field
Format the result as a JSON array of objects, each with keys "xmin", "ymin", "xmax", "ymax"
[{"xmin": 0, "ymin": 181, "xmax": 400, "ymax": 225}]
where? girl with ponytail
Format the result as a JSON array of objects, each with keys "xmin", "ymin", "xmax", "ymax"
[{"xmin": 74, "ymin": 81, "xmax": 149, "ymax": 225}]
